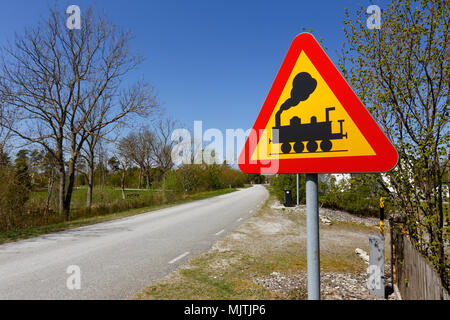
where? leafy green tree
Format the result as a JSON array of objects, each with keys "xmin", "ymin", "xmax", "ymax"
[
  {"xmin": 13, "ymin": 150, "xmax": 32, "ymax": 202},
  {"xmin": 205, "ymin": 164, "xmax": 225, "ymax": 190},
  {"xmin": 0, "ymin": 146, "xmax": 10, "ymax": 168},
  {"xmin": 271, "ymin": 174, "xmax": 305, "ymax": 204},
  {"xmin": 0, "ymin": 150, "xmax": 32, "ymax": 230},
  {"xmin": 340, "ymin": 0, "xmax": 448, "ymax": 284},
  {"xmin": 247, "ymin": 173, "xmax": 266, "ymax": 184},
  {"xmin": 319, "ymin": 175, "xmax": 385, "ymax": 216}
]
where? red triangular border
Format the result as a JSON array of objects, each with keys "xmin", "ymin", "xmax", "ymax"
[{"xmin": 238, "ymin": 33, "xmax": 398, "ymax": 174}]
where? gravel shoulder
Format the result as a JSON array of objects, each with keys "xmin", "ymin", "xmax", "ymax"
[{"xmin": 135, "ymin": 190, "xmax": 393, "ymax": 300}]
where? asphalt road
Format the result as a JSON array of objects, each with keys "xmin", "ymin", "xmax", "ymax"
[{"xmin": 0, "ymin": 185, "xmax": 268, "ymax": 299}]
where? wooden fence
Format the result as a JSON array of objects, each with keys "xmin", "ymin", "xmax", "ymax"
[{"xmin": 390, "ymin": 219, "xmax": 449, "ymax": 300}]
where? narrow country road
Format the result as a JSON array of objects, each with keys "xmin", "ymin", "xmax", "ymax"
[{"xmin": 0, "ymin": 185, "xmax": 268, "ymax": 299}]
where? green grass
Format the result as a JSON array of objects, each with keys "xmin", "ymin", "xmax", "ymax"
[
  {"xmin": 29, "ymin": 186, "xmax": 159, "ymax": 210},
  {"xmin": 0, "ymin": 188, "xmax": 237, "ymax": 245},
  {"xmin": 136, "ymin": 250, "xmax": 284, "ymax": 300}
]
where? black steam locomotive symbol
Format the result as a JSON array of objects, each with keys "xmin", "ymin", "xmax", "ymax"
[
  {"xmin": 270, "ymin": 107, "xmax": 348, "ymax": 154},
  {"xmin": 269, "ymin": 72, "xmax": 348, "ymax": 154}
]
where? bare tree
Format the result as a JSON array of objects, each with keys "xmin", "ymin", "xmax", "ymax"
[
  {"xmin": 81, "ymin": 107, "xmax": 118, "ymax": 208},
  {"xmin": 0, "ymin": 105, "xmax": 11, "ymax": 167},
  {"xmin": 150, "ymin": 118, "xmax": 177, "ymax": 173},
  {"xmin": 96, "ymin": 141, "xmax": 108, "ymax": 202},
  {"xmin": 115, "ymin": 141, "xmax": 133, "ymax": 200},
  {"xmin": 118, "ymin": 119, "xmax": 176, "ymax": 189},
  {"xmin": 119, "ymin": 129, "xmax": 155, "ymax": 188},
  {"xmin": 41, "ymin": 151, "xmax": 58, "ymax": 211},
  {"xmin": 0, "ymin": 6, "xmax": 158, "ymax": 219}
]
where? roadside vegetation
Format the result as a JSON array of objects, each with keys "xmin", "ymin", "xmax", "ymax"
[
  {"xmin": 0, "ymin": 152, "xmax": 251, "ymax": 234},
  {"xmin": 271, "ymin": 173, "xmax": 387, "ymax": 217},
  {"xmin": 0, "ymin": 187, "xmax": 237, "ymax": 245}
]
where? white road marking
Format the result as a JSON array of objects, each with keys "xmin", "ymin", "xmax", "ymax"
[
  {"xmin": 168, "ymin": 251, "xmax": 190, "ymax": 264},
  {"xmin": 237, "ymin": 218, "xmax": 243, "ymax": 222},
  {"xmin": 215, "ymin": 229, "xmax": 225, "ymax": 236}
]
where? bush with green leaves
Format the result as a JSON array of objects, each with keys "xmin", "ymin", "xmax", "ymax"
[
  {"xmin": 271, "ymin": 174, "xmax": 306, "ymax": 204},
  {"xmin": 319, "ymin": 175, "xmax": 386, "ymax": 217},
  {"xmin": 0, "ymin": 165, "xmax": 32, "ymax": 230},
  {"xmin": 163, "ymin": 164, "xmax": 246, "ymax": 195},
  {"xmin": 271, "ymin": 173, "xmax": 385, "ymax": 216}
]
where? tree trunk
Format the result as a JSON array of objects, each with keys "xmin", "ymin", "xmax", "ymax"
[
  {"xmin": 121, "ymin": 169, "xmax": 126, "ymax": 200},
  {"xmin": 100, "ymin": 164, "xmax": 105, "ymax": 201},
  {"xmin": 86, "ymin": 160, "xmax": 95, "ymax": 208},
  {"xmin": 58, "ymin": 166, "xmax": 68, "ymax": 220},
  {"xmin": 46, "ymin": 169, "xmax": 55, "ymax": 212},
  {"xmin": 63, "ymin": 159, "xmax": 77, "ymax": 221},
  {"xmin": 145, "ymin": 169, "xmax": 151, "ymax": 189}
]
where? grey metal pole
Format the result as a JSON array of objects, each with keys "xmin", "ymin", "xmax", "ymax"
[
  {"xmin": 306, "ymin": 173, "xmax": 320, "ymax": 300},
  {"xmin": 296, "ymin": 173, "xmax": 299, "ymax": 206}
]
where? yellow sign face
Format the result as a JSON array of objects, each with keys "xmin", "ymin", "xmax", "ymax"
[
  {"xmin": 250, "ymin": 51, "xmax": 375, "ymax": 161},
  {"xmin": 239, "ymin": 33, "xmax": 398, "ymax": 174}
]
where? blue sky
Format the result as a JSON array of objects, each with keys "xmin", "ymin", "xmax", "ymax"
[{"xmin": 0, "ymin": 0, "xmax": 376, "ymax": 159}]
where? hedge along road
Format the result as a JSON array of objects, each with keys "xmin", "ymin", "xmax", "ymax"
[{"xmin": 0, "ymin": 185, "xmax": 268, "ymax": 299}]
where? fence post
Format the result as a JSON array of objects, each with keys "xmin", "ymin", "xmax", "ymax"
[
  {"xmin": 368, "ymin": 234, "xmax": 385, "ymax": 298},
  {"xmin": 389, "ymin": 216, "xmax": 396, "ymax": 287}
]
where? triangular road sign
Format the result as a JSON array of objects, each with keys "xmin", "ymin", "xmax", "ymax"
[{"xmin": 238, "ymin": 33, "xmax": 398, "ymax": 174}]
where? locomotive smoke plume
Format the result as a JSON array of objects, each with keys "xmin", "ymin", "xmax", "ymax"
[{"xmin": 275, "ymin": 72, "xmax": 317, "ymax": 127}]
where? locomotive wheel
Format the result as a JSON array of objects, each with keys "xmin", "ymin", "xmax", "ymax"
[
  {"xmin": 320, "ymin": 140, "xmax": 332, "ymax": 152},
  {"xmin": 281, "ymin": 143, "xmax": 291, "ymax": 154},
  {"xmin": 293, "ymin": 142, "xmax": 304, "ymax": 153},
  {"xmin": 306, "ymin": 140, "xmax": 318, "ymax": 153}
]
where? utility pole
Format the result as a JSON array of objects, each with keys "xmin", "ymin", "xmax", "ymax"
[{"xmin": 306, "ymin": 173, "xmax": 320, "ymax": 299}]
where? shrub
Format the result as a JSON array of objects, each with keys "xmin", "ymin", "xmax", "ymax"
[
  {"xmin": 271, "ymin": 174, "xmax": 306, "ymax": 204},
  {"xmin": 319, "ymin": 176, "xmax": 385, "ymax": 216},
  {"xmin": 271, "ymin": 173, "xmax": 385, "ymax": 216},
  {"xmin": 163, "ymin": 170, "xmax": 184, "ymax": 194},
  {"xmin": 0, "ymin": 166, "xmax": 32, "ymax": 230},
  {"xmin": 164, "ymin": 164, "xmax": 245, "ymax": 195},
  {"xmin": 222, "ymin": 166, "xmax": 247, "ymax": 188}
]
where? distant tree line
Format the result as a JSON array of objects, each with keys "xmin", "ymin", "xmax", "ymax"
[{"xmin": 0, "ymin": 141, "xmax": 251, "ymax": 232}]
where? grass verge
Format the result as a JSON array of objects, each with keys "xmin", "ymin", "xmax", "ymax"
[
  {"xmin": 0, "ymin": 188, "xmax": 237, "ymax": 245},
  {"xmin": 135, "ymin": 189, "xmax": 374, "ymax": 300}
]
